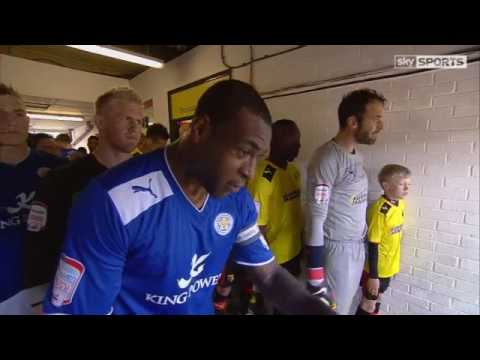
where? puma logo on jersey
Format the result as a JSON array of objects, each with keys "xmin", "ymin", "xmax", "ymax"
[
  {"xmin": 132, "ymin": 178, "xmax": 157, "ymax": 198},
  {"xmin": 177, "ymin": 253, "xmax": 211, "ymax": 289}
]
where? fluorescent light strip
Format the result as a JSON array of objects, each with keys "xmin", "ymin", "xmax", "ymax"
[
  {"xmin": 67, "ymin": 45, "xmax": 164, "ymax": 68},
  {"xmin": 28, "ymin": 113, "xmax": 84, "ymax": 122}
]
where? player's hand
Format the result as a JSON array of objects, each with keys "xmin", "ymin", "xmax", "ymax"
[{"xmin": 366, "ymin": 277, "xmax": 380, "ymax": 297}]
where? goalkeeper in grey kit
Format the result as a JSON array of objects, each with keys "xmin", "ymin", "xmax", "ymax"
[{"xmin": 305, "ymin": 89, "xmax": 386, "ymax": 315}]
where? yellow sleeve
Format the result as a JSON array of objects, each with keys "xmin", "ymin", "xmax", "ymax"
[
  {"xmin": 247, "ymin": 175, "xmax": 273, "ymax": 227},
  {"xmin": 367, "ymin": 204, "xmax": 385, "ymax": 244}
]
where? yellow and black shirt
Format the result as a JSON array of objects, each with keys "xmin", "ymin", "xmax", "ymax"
[
  {"xmin": 247, "ymin": 159, "xmax": 304, "ymax": 264},
  {"xmin": 365, "ymin": 195, "xmax": 406, "ymax": 278}
]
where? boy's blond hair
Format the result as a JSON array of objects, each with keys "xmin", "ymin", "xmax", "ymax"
[{"xmin": 378, "ymin": 164, "xmax": 411, "ymax": 188}]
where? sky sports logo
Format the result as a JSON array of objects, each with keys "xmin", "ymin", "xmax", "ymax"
[{"xmin": 394, "ymin": 55, "xmax": 467, "ymax": 69}]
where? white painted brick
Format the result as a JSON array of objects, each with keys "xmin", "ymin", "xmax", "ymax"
[
  {"xmin": 450, "ymin": 129, "xmax": 479, "ymax": 142},
  {"xmin": 409, "ymin": 196, "xmax": 441, "ymax": 210},
  {"xmin": 405, "ymin": 183, "xmax": 421, "ymax": 197},
  {"xmin": 419, "ymin": 208, "xmax": 463, "ymax": 222},
  {"xmin": 445, "ymin": 177, "xmax": 479, "ymax": 190},
  {"xmin": 433, "ymin": 92, "xmax": 480, "ymax": 108},
  {"xmin": 401, "ymin": 254, "xmax": 434, "ymax": 271},
  {"xmin": 406, "ymin": 151, "xmax": 446, "ymax": 165},
  {"xmin": 446, "ymin": 149, "xmax": 478, "ymax": 165},
  {"xmin": 432, "ymin": 283, "xmax": 479, "ymax": 304},
  {"xmin": 390, "ymin": 279, "xmax": 410, "ymax": 293},
  {"xmin": 472, "ymin": 166, "xmax": 478, "ymax": 177},
  {"xmin": 403, "ymin": 226, "xmax": 418, "ymax": 239},
  {"xmin": 410, "ymin": 82, "xmax": 455, "ymax": 99},
  {"xmin": 403, "ymin": 245, "xmax": 416, "ymax": 257},
  {"xmin": 451, "ymin": 299, "xmax": 480, "ymax": 315},
  {"xmin": 409, "ymin": 276, "xmax": 433, "ymax": 291},
  {"xmin": 459, "ymin": 258, "xmax": 480, "ymax": 273},
  {"xmin": 437, "ymin": 221, "xmax": 479, "ymax": 238},
  {"xmin": 409, "ymin": 285, "xmax": 429, "ymax": 299},
  {"xmin": 413, "ymin": 268, "xmax": 456, "ymax": 288},
  {"xmin": 435, "ymin": 231, "xmax": 461, "ymax": 246},
  {"xmin": 404, "ymin": 217, "xmax": 417, "ymax": 227},
  {"xmin": 407, "ymin": 131, "xmax": 450, "ymax": 145},
  {"xmin": 412, "ymin": 176, "xmax": 443, "ymax": 188},
  {"xmin": 398, "ymin": 264, "xmax": 413, "ymax": 275},
  {"xmin": 417, "ymin": 218, "xmax": 438, "ymax": 231},
  {"xmin": 453, "ymin": 106, "xmax": 479, "ymax": 117},
  {"xmin": 385, "ymin": 304, "xmax": 408, "ymax": 315},
  {"xmin": 410, "ymin": 106, "xmax": 451, "ymax": 123},
  {"xmin": 424, "ymin": 290, "xmax": 452, "ymax": 307},
  {"xmin": 392, "ymin": 73, "xmax": 434, "ymax": 89},
  {"xmin": 434, "ymin": 262, "xmax": 480, "ymax": 283},
  {"xmin": 428, "ymin": 273, "xmax": 456, "ymax": 288},
  {"xmin": 408, "ymin": 303, "xmax": 433, "ymax": 315},
  {"xmin": 415, "ymin": 248, "xmax": 435, "ymax": 262},
  {"xmin": 410, "ymin": 239, "xmax": 435, "ymax": 252},
  {"xmin": 468, "ymin": 188, "xmax": 479, "ymax": 201},
  {"xmin": 425, "ymin": 164, "xmax": 470, "ymax": 178},
  {"xmin": 434, "ymin": 63, "xmax": 480, "ymax": 83},
  {"xmin": 391, "ymin": 96, "xmax": 432, "ymax": 112},
  {"xmin": 383, "ymin": 111, "xmax": 409, "ymax": 131},
  {"xmin": 381, "ymin": 293, "xmax": 409, "ymax": 309},
  {"xmin": 426, "ymin": 142, "xmax": 472, "ymax": 154},
  {"xmin": 417, "ymin": 229, "xmax": 435, "ymax": 241},
  {"xmin": 394, "ymin": 273, "xmax": 411, "ymax": 283},
  {"xmin": 434, "ymin": 253, "xmax": 459, "ymax": 267},
  {"xmin": 455, "ymin": 279, "xmax": 479, "ymax": 294},
  {"xmin": 375, "ymin": 132, "xmax": 407, "ymax": 145},
  {"xmin": 422, "ymin": 187, "xmax": 467, "ymax": 200},
  {"xmin": 391, "ymin": 289, "xmax": 430, "ymax": 309},
  {"xmin": 430, "ymin": 303, "xmax": 461, "ymax": 315},
  {"xmin": 390, "ymin": 114, "xmax": 428, "ymax": 132},
  {"xmin": 460, "ymin": 236, "xmax": 479, "ymax": 249},
  {"xmin": 369, "ymin": 152, "xmax": 405, "ymax": 165},
  {"xmin": 456, "ymin": 78, "xmax": 480, "ymax": 93},
  {"xmin": 442, "ymin": 200, "xmax": 479, "ymax": 214},
  {"xmin": 436, "ymin": 243, "xmax": 479, "ymax": 261},
  {"xmin": 465, "ymin": 213, "xmax": 479, "ymax": 226},
  {"xmin": 368, "ymin": 192, "xmax": 383, "ymax": 203},
  {"xmin": 430, "ymin": 115, "xmax": 478, "ymax": 131},
  {"xmin": 388, "ymin": 143, "xmax": 424, "ymax": 154}
]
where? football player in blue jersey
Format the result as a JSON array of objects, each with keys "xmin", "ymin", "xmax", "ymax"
[
  {"xmin": 42, "ymin": 80, "xmax": 336, "ymax": 315},
  {"xmin": 0, "ymin": 83, "xmax": 67, "ymax": 314}
]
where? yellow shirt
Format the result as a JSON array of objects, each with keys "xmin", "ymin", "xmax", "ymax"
[
  {"xmin": 247, "ymin": 160, "xmax": 304, "ymax": 264},
  {"xmin": 365, "ymin": 196, "xmax": 406, "ymax": 278}
]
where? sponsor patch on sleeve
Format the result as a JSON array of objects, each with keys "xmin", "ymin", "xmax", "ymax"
[
  {"xmin": 27, "ymin": 201, "xmax": 48, "ymax": 232},
  {"xmin": 314, "ymin": 184, "xmax": 330, "ymax": 204},
  {"xmin": 51, "ymin": 254, "xmax": 85, "ymax": 307}
]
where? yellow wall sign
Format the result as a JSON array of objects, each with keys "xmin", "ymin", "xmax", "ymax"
[{"xmin": 169, "ymin": 71, "xmax": 230, "ymax": 121}]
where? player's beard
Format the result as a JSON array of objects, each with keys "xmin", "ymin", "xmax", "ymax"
[{"xmin": 354, "ymin": 128, "xmax": 377, "ymax": 145}]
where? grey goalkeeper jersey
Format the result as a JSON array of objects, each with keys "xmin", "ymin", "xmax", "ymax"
[{"xmin": 306, "ymin": 140, "xmax": 368, "ymax": 246}]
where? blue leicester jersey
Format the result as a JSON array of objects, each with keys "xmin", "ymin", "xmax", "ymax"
[
  {"xmin": 0, "ymin": 150, "xmax": 66, "ymax": 302},
  {"xmin": 43, "ymin": 149, "xmax": 274, "ymax": 315}
]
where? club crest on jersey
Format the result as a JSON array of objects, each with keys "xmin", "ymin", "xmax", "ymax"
[
  {"xmin": 214, "ymin": 213, "xmax": 234, "ymax": 236},
  {"xmin": 51, "ymin": 254, "xmax": 85, "ymax": 307}
]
